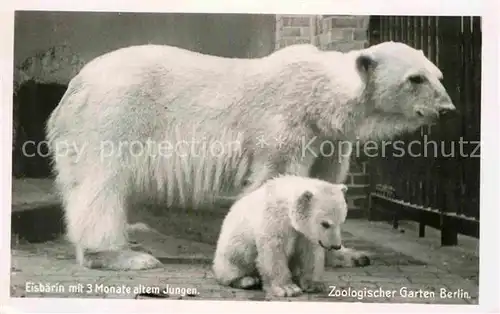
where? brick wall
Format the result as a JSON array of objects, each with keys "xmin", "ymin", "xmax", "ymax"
[
  {"xmin": 274, "ymin": 14, "xmax": 371, "ymax": 216},
  {"xmin": 345, "ymin": 159, "xmax": 370, "ymax": 216},
  {"xmin": 275, "ymin": 15, "xmax": 315, "ymax": 49},
  {"xmin": 314, "ymin": 15, "xmax": 369, "ymax": 51}
]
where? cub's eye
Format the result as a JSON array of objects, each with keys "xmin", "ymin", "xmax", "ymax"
[
  {"xmin": 321, "ymin": 221, "xmax": 331, "ymax": 229},
  {"xmin": 408, "ymin": 75, "xmax": 426, "ymax": 84}
]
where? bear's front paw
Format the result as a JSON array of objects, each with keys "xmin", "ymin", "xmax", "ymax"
[
  {"xmin": 270, "ymin": 283, "xmax": 303, "ymax": 297},
  {"xmin": 352, "ymin": 254, "xmax": 371, "ymax": 267},
  {"xmin": 83, "ymin": 250, "xmax": 162, "ymax": 270},
  {"xmin": 299, "ymin": 280, "xmax": 326, "ymax": 293},
  {"xmin": 326, "ymin": 248, "xmax": 371, "ymax": 268}
]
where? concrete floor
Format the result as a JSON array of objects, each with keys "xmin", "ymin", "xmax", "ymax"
[{"xmin": 9, "ymin": 178, "xmax": 479, "ymax": 304}]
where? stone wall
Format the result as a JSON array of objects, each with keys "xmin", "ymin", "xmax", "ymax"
[
  {"xmin": 274, "ymin": 14, "xmax": 371, "ymax": 216},
  {"xmin": 14, "ymin": 12, "xmax": 276, "ymax": 67},
  {"xmin": 14, "ymin": 44, "xmax": 86, "ymax": 92},
  {"xmin": 12, "ymin": 44, "xmax": 87, "ymax": 177}
]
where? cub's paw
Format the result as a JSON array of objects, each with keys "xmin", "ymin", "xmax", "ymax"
[
  {"xmin": 270, "ymin": 283, "xmax": 303, "ymax": 297},
  {"xmin": 326, "ymin": 248, "xmax": 371, "ymax": 268},
  {"xmin": 232, "ymin": 276, "xmax": 261, "ymax": 290},
  {"xmin": 299, "ymin": 280, "xmax": 326, "ymax": 293}
]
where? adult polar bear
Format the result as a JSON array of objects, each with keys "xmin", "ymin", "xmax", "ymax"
[{"xmin": 46, "ymin": 41, "xmax": 456, "ymax": 270}]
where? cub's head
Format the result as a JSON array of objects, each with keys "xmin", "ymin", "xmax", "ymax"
[
  {"xmin": 292, "ymin": 183, "xmax": 348, "ymax": 251},
  {"xmin": 353, "ymin": 41, "xmax": 457, "ymax": 140}
]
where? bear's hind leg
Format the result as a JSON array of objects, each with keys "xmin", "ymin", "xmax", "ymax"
[
  {"xmin": 241, "ymin": 154, "xmax": 315, "ymax": 197},
  {"xmin": 240, "ymin": 162, "xmax": 276, "ymax": 196},
  {"xmin": 64, "ymin": 176, "xmax": 162, "ymax": 270},
  {"xmin": 213, "ymin": 260, "xmax": 261, "ymax": 290}
]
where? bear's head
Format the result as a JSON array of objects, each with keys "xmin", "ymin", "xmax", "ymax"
[
  {"xmin": 353, "ymin": 41, "xmax": 456, "ymax": 141},
  {"xmin": 292, "ymin": 183, "xmax": 348, "ymax": 250}
]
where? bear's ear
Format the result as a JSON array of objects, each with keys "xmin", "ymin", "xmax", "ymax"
[
  {"xmin": 297, "ymin": 190, "xmax": 314, "ymax": 211},
  {"xmin": 355, "ymin": 53, "xmax": 377, "ymax": 76}
]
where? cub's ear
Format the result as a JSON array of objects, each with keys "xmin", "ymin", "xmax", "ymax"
[
  {"xmin": 355, "ymin": 53, "xmax": 377, "ymax": 76},
  {"xmin": 339, "ymin": 184, "xmax": 348, "ymax": 194},
  {"xmin": 297, "ymin": 190, "xmax": 314, "ymax": 211}
]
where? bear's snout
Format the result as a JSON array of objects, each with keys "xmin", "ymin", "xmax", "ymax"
[
  {"xmin": 434, "ymin": 90, "xmax": 458, "ymax": 118},
  {"xmin": 437, "ymin": 103, "xmax": 458, "ymax": 118},
  {"xmin": 414, "ymin": 107, "xmax": 439, "ymax": 120}
]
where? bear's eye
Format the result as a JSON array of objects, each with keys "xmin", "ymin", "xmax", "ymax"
[
  {"xmin": 408, "ymin": 75, "xmax": 426, "ymax": 84},
  {"xmin": 320, "ymin": 221, "xmax": 331, "ymax": 229}
]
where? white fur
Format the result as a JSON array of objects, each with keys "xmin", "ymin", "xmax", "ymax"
[
  {"xmin": 212, "ymin": 175, "xmax": 348, "ymax": 297},
  {"xmin": 45, "ymin": 41, "xmax": 455, "ymax": 269}
]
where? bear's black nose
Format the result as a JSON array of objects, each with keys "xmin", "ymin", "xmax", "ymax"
[
  {"xmin": 438, "ymin": 107, "xmax": 452, "ymax": 116},
  {"xmin": 438, "ymin": 105, "xmax": 459, "ymax": 118}
]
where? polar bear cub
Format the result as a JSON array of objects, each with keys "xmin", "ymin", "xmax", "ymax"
[{"xmin": 212, "ymin": 175, "xmax": 348, "ymax": 297}]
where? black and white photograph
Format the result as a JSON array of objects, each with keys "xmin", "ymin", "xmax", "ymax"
[{"xmin": 1, "ymin": 1, "xmax": 498, "ymax": 313}]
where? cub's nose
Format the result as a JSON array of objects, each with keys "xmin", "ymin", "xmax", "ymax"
[{"xmin": 328, "ymin": 245, "xmax": 342, "ymax": 251}]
